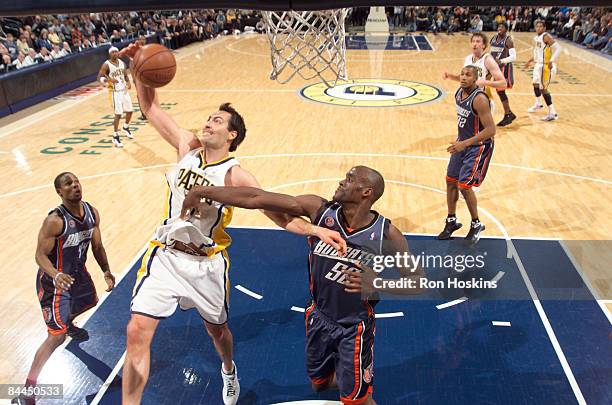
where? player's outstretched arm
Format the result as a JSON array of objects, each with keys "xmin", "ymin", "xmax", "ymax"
[
  {"xmin": 443, "ymin": 71, "xmax": 460, "ymax": 81},
  {"xmin": 119, "ymin": 42, "xmax": 199, "ymax": 160},
  {"xmin": 35, "ymin": 214, "xmax": 74, "ymax": 292},
  {"xmin": 222, "ymin": 166, "xmax": 347, "ymax": 255},
  {"xmin": 90, "ymin": 207, "xmax": 115, "ymax": 292}
]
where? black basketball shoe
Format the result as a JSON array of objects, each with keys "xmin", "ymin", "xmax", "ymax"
[{"xmin": 437, "ymin": 218, "xmax": 463, "ymax": 240}]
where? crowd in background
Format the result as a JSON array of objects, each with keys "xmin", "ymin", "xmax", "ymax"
[
  {"xmin": 0, "ymin": 9, "xmax": 263, "ymax": 74},
  {"xmin": 349, "ymin": 6, "xmax": 611, "ymax": 54},
  {"xmin": 1, "ymin": 6, "xmax": 610, "ymax": 74}
]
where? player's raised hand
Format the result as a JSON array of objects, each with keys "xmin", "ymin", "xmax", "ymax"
[
  {"xmin": 313, "ymin": 226, "xmax": 347, "ymax": 257},
  {"xmin": 118, "ymin": 42, "xmax": 142, "ymax": 59},
  {"xmin": 343, "ymin": 262, "xmax": 377, "ymax": 296}
]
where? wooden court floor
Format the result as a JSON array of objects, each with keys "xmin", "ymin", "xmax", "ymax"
[{"xmin": 0, "ymin": 32, "xmax": 610, "ymax": 386}]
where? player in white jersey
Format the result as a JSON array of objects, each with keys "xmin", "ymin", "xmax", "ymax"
[
  {"xmin": 118, "ymin": 42, "xmax": 347, "ymax": 405},
  {"xmin": 525, "ymin": 20, "xmax": 561, "ymax": 121},
  {"xmin": 443, "ymin": 33, "xmax": 507, "ymax": 115},
  {"xmin": 96, "ymin": 46, "xmax": 134, "ymax": 148}
]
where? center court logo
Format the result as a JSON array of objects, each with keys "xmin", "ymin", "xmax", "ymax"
[{"xmin": 300, "ymin": 78, "xmax": 443, "ymax": 107}]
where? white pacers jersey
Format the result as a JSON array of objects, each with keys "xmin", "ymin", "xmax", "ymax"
[
  {"xmin": 464, "ymin": 53, "xmax": 490, "ymax": 85},
  {"xmin": 533, "ymin": 32, "xmax": 548, "ymax": 63},
  {"xmin": 105, "ymin": 59, "xmax": 127, "ymax": 92},
  {"xmin": 156, "ymin": 149, "xmax": 239, "ymax": 255}
]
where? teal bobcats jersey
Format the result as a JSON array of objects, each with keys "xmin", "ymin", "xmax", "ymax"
[
  {"xmin": 455, "ymin": 86, "xmax": 489, "ymax": 143},
  {"xmin": 45, "ymin": 202, "xmax": 96, "ymax": 276},
  {"xmin": 308, "ymin": 201, "xmax": 389, "ymax": 326}
]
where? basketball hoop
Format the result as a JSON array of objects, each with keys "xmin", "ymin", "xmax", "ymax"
[{"xmin": 262, "ymin": 9, "xmax": 349, "ymax": 87}]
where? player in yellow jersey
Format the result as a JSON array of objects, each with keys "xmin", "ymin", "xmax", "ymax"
[
  {"xmin": 97, "ymin": 46, "xmax": 134, "ymax": 147},
  {"xmin": 526, "ymin": 20, "xmax": 562, "ymax": 121},
  {"xmin": 118, "ymin": 42, "xmax": 346, "ymax": 405}
]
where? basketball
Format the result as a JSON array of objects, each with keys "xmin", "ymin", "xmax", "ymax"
[{"xmin": 131, "ymin": 44, "xmax": 176, "ymax": 88}]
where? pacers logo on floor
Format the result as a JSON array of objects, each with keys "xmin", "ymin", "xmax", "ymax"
[{"xmin": 300, "ymin": 78, "xmax": 443, "ymax": 107}]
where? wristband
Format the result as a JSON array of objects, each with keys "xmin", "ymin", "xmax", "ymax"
[{"xmin": 99, "ymin": 77, "xmax": 107, "ymax": 84}]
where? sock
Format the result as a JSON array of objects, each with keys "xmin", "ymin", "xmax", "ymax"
[
  {"xmin": 446, "ymin": 214, "xmax": 456, "ymax": 222},
  {"xmin": 122, "ymin": 124, "xmax": 129, "ymax": 129},
  {"xmin": 222, "ymin": 363, "xmax": 235, "ymax": 375},
  {"xmin": 114, "ymin": 131, "xmax": 120, "ymax": 137},
  {"xmin": 471, "ymin": 218, "xmax": 480, "ymax": 225},
  {"xmin": 548, "ymin": 104, "xmax": 556, "ymax": 115}
]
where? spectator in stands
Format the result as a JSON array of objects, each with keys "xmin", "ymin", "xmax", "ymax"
[
  {"xmin": 51, "ymin": 44, "xmax": 66, "ymax": 59},
  {"xmin": 469, "ymin": 14, "xmax": 483, "ymax": 32},
  {"xmin": 3, "ymin": 33, "xmax": 19, "ymax": 59},
  {"xmin": 574, "ymin": 13, "xmax": 595, "ymax": 43},
  {"xmin": 393, "ymin": 6, "xmax": 404, "ymax": 28},
  {"xmin": 416, "ymin": 7, "xmax": 429, "ymax": 31},
  {"xmin": 431, "ymin": 11, "xmax": 444, "ymax": 34},
  {"xmin": 110, "ymin": 30, "xmax": 122, "ymax": 43},
  {"xmin": 17, "ymin": 33, "xmax": 31, "ymax": 55},
  {"xmin": 62, "ymin": 41, "xmax": 72, "ymax": 54},
  {"xmin": 602, "ymin": 36, "xmax": 612, "ymax": 54},
  {"xmin": 83, "ymin": 37, "xmax": 95, "ymax": 49},
  {"xmin": 216, "ymin": 11, "xmax": 227, "ymax": 33},
  {"xmin": 587, "ymin": 19, "xmax": 611, "ymax": 50},
  {"xmin": 559, "ymin": 12, "xmax": 578, "ymax": 38},
  {"xmin": 405, "ymin": 8, "xmax": 417, "ymax": 32},
  {"xmin": 447, "ymin": 16, "xmax": 459, "ymax": 35},
  {"xmin": 48, "ymin": 27, "xmax": 62, "ymax": 47},
  {"xmin": 23, "ymin": 49, "xmax": 38, "ymax": 66},
  {"xmin": 73, "ymin": 38, "xmax": 86, "ymax": 52},
  {"xmin": 140, "ymin": 21, "xmax": 154, "ymax": 36},
  {"xmin": 36, "ymin": 29, "xmax": 53, "ymax": 52},
  {"xmin": 12, "ymin": 52, "xmax": 27, "ymax": 69},
  {"xmin": 31, "ymin": 16, "xmax": 47, "ymax": 36},
  {"xmin": 0, "ymin": 54, "xmax": 11, "ymax": 73},
  {"xmin": 38, "ymin": 47, "xmax": 53, "ymax": 62},
  {"xmin": 583, "ymin": 16, "xmax": 606, "ymax": 46}
]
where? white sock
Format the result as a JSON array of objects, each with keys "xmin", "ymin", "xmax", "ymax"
[
  {"xmin": 534, "ymin": 97, "xmax": 542, "ymax": 106},
  {"xmin": 123, "ymin": 124, "xmax": 129, "ymax": 129},
  {"xmin": 222, "ymin": 362, "xmax": 235, "ymax": 375},
  {"xmin": 114, "ymin": 131, "xmax": 120, "ymax": 137},
  {"xmin": 548, "ymin": 104, "xmax": 556, "ymax": 115}
]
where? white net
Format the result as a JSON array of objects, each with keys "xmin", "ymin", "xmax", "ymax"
[{"xmin": 262, "ymin": 9, "xmax": 349, "ymax": 87}]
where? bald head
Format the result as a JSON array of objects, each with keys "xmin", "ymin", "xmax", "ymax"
[{"xmin": 354, "ymin": 166, "xmax": 385, "ymax": 202}]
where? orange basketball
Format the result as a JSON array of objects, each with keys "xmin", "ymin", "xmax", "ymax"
[{"xmin": 131, "ymin": 44, "xmax": 176, "ymax": 88}]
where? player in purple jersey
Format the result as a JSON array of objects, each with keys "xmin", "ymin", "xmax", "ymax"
[
  {"xmin": 490, "ymin": 23, "xmax": 516, "ymax": 126},
  {"xmin": 438, "ymin": 66, "xmax": 496, "ymax": 243},
  {"xmin": 13, "ymin": 172, "xmax": 115, "ymax": 405},
  {"xmin": 180, "ymin": 166, "xmax": 425, "ymax": 405}
]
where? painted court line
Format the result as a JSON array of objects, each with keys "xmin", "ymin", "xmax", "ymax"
[
  {"xmin": 508, "ymin": 243, "xmax": 586, "ymax": 404},
  {"xmin": 375, "ymin": 312, "xmax": 404, "ymax": 319},
  {"xmin": 235, "ymin": 284, "xmax": 263, "ymax": 300},
  {"xmin": 492, "ymin": 321, "xmax": 511, "ymax": 327},
  {"xmin": 1, "ymin": 152, "xmax": 610, "ymax": 200},
  {"xmin": 491, "ymin": 271, "xmax": 506, "ymax": 283},
  {"xmin": 436, "ymin": 297, "xmax": 468, "ymax": 310},
  {"xmin": 90, "ymin": 351, "xmax": 126, "ymax": 405}
]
